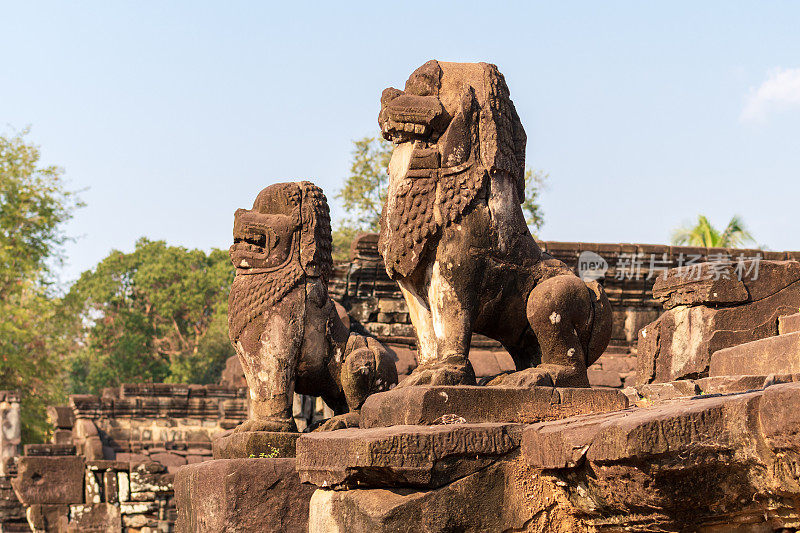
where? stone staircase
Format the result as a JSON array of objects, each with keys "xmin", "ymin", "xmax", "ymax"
[
  {"xmin": 634, "ymin": 311, "xmax": 800, "ymax": 401},
  {"xmin": 709, "ymin": 311, "xmax": 800, "ymax": 379}
]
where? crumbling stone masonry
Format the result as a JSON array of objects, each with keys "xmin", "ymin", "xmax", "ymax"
[
  {"xmin": 11, "ymin": 384, "xmax": 247, "ymax": 532},
  {"xmin": 0, "ymin": 391, "xmax": 25, "ymax": 532}
]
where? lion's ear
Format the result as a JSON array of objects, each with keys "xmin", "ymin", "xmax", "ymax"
[
  {"xmin": 298, "ymin": 181, "xmax": 333, "ymax": 282},
  {"xmin": 404, "ymin": 60, "xmax": 442, "ymax": 96}
]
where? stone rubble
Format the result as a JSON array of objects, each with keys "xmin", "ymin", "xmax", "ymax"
[{"xmin": 10, "ymin": 384, "xmax": 248, "ymax": 532}]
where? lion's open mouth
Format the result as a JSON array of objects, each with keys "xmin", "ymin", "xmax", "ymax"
[
  {"xmin": 235, "ymin": 231, "xmax": 266, "ymax": 248},
  {"xmin": 230, "ymin": 209, "xmax": 297, "ymax": 271},
  {"xmin": 379, "ymin": 92, "xmax": 449, "ymax": 144},
  {"xmin": 381, "ymin": 119, "xmax": 431, "ymax": 142},
  {"xmin": 230, "ymin": 240, "xmax": 270, "ymax": 269},
  {"xmin": 231, "ymin": 230, "xmax": 269, "ymax": 256}
]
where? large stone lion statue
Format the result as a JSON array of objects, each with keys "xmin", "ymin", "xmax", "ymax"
[
  {"xmin": 228, "ymin": 181, "xmax": 397, "ymax": 432},
  {"xmin": 378, "ymin": 60, "xmax": 612, "ymax": 387}
]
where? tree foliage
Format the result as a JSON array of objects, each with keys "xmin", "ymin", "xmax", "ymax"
[
  {"xmin": 522, "ymin": 168, "xmax": 548, "ymax": 236},
  {"xmin": 671, "ymin": 215, "xmax": 756, "ymax": 248},
  {"xmin": 0, "ymin": 129, "xmax": 82, "ymax": 443},
  {"xmin": 331, "ymin": 137, "xmax": 392, "ymax": 261},
  {"xmin": 332, "ymin": 136, "xmax": 549, "ymax": 260},
  {"xmin": 336, "ymin": 137, "xmax": 393, "ymax": 232},
  {"xmin": 65, "ymin": 239, "xmax": 235, "ymax": 394}
]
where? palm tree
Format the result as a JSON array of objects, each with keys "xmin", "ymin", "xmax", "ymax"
[{"xmin": 671, "ymin": 215, "xmax": 756, "ymax": 248}]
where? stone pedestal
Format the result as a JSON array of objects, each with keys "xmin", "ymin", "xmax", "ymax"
[
  {"xmin": 212, "ymin": 431, "xmax": 300, "ymax": 459},
  {"xmin": 360, "ymin": 385, "xmax": 628, "ymax": 428},
  {"xmin": 175, "ymin": 458, "xmax": 314, "ymax": 533},
  {"xmin": 175, "ymin": 431, "xmax": 313, "ymax": 533}
]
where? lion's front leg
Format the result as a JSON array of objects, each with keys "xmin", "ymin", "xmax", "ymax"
[
  {"xmin": 234, "ymin": 292, "xmax": 304, "ymax": 432},
  {"xmin": 396, "ymin": 262, "xmax": 476, "ymax": 387}
]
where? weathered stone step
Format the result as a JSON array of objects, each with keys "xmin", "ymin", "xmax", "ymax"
[
  {"xmin": 709, "ymin": 331, "xmax": 800, "ymax": 377},
  {"xmin": 697, "ymin": 374, "xmax": 800, "ymax": 394},
  {"xmin": 780, "ymin": 313, "xmax": 800, "ymax": 335},
  {"xmin": 523, "ymin": 383, "xmax": 798, "ymax": 470},
  {"xmin": 359, "ymin": 386, "xmax": 628, "ymax": 429},
  {"xmin": 297, "ymin": 423, "xmax": 522, "ymax": 489}
]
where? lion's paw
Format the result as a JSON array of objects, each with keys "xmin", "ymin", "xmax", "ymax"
[
  {"xmin": 313, "ymin": 412, "xmax": 361, "ymax": 432},
  {"xmin": 397, "ymin": 362, "xmax": 476, "ymax": 388},
  {"xmin": 235, "ymin": 418, "xmax": 297, "ymax": 433},
  {"xmin": 486, "ymin": 364, "xmax": 589, "ymax": 388},
  {"xmin": 485, "ymin": 367, "xmax": 555, "ymax": 388}
]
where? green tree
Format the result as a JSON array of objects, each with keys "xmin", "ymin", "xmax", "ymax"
[
  {"xmin": 332, "ymin": 136, "xmax": 549, "ymax": 259},
  {"xmin": 671, "ymin": 215, "xmax": 756, "ymax": 248},
  {"xmin": 65, "ymin": 239, "xmax": 235, "ymax": 394},
  {"xmin": 0, "ymin": 129, "xmax": 82, "ymax": 443},
  {"xmin": 332, "ymin": 137, "xmax": 393, "ymax": 261},
  {"xmin": 522, "ymin": 169, "xmax": 548, "ymax": 236}
]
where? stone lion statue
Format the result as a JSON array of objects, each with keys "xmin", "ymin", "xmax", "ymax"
[
  {"xmin": 378, "ymin": 60, "xmax": 612, "ymax": 387},
  {"xmin": 228, "ymin": 181, "xmax": 397, "ymax": 432}
]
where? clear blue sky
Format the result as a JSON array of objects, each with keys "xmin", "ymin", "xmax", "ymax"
[{"xmin": 3, "ymin": 2, "xmax": 800, "ymax": 282}]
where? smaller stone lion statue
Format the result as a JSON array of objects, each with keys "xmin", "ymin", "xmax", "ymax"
[
  {"xmin": 378, "ymin": 60, "xmax": 612, "ymax": 388},
  {"xmin": 228, "ymin": 181, "xmax": 397, "ymax": 432}
]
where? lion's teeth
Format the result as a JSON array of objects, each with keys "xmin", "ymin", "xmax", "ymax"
[{"xmin": 240, "ymin": 259, "xmax": 250, "ymax": 268}]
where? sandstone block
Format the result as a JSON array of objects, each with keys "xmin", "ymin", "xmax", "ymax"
[
  {"xmin": 46, "ymin": 406, "xmax": 75, "ymax": 430},
  {"xmin": 52, "ymin": 429, "xmax": 73, "ymax": 444},
  {"xmin": 587, "ymin": 368, "xmax": 623, "ymax": 388},
  {"xmin": 779, "ymin": 312, "xmax": 800, "ymax": 335},
  {"xmin": 523, "ymin": 390, "xmax": 771, "ymax": 469},
  {"xmin": 297, "ymin": 423, "xmax": 521, "ymax": 489},
  {"xmin": 710, "ymin": 332, "xmax": 800, "ymax": 376},
  {"xmin": 637, "ymin": 380, "xmax": 699, "ymax": 401},
  {"xmin": 377, "ymin": 298, "xmax": 408, "ymax": 314},
  {"xmin": 652, "ymin": 263, "xmax": 751, "ymax": 309},
  {"xmin": 637, "ymin": 260, "xmax": 800, "ymax": 385},
  {"xmin": 25, "ymin": 504, "xmax": 69, "ymax": 532},
  {"xmin": 306, "ymin": 457, "xmax": 578, "ymax": 533},
  {"xmin": 175, "ymin": 458, "xmax": 314, "ymax": 533},
  {"xmin": 759, "ymin": 383, "xmax": 800, "ymax": 472},
  {"xmin": 66, "ymin": 502, "xmax": 121, "ymax": 532},
  {"xmin": 129, "ymin": 462, "xmax": 171, "ymax": 494},
  {"xmin": 517, "ymin": 383, "xmax": 800, "ymax": 529},
  {"xmin": 149, "ymin": 452, "xmax": 187, "ymax": 471},
  {"xmin": 23, "ymin": 443, "xmax": 76, "ymax": 456},
  {"xmin": 12, "ymin": 456, "xmax": 85, "ymax": 505},
  {"xmin": 696, "ymin": 374, "xmax": 798, "ymax": 394}
]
